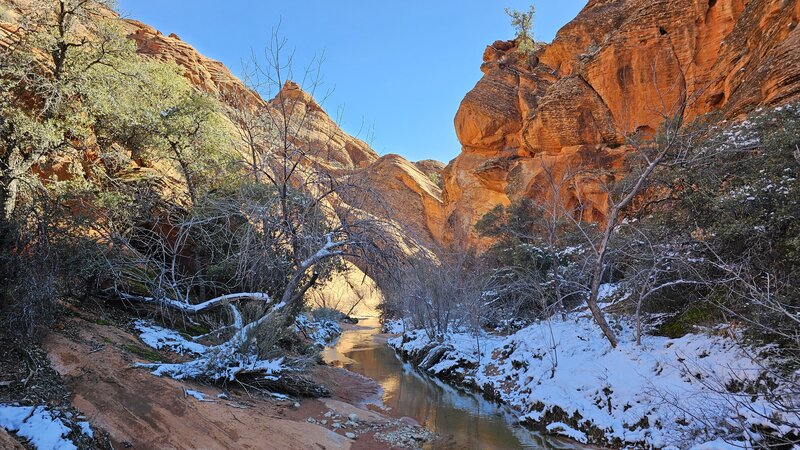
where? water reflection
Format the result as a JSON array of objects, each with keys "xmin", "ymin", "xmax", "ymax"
[{"xmin": 323, "ymin": 318, "xmax": 577, "ymax": 450}]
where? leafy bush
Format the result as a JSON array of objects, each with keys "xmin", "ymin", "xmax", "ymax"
[{"xmin": 506, "ymin": 5, "xmax": 536, "ymax": 54}]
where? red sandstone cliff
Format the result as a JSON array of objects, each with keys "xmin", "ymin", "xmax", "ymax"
[
  {"xmin": 0, "ymin": 2, "xmax": 445, "ymax": 256},
  {"xmin": 121, "ymin": 19, "xmax": 444, "ymax": 253},
  {"xmin": 2, "ymin": 0, "xmax": 798, "ymax": 254},
  {"xmin": 446, "ymin": 0, "xmax": 800, "ymax": 248}
]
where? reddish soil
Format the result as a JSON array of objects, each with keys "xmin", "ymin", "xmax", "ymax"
[
  {"xmin": 40, "ymin": 311, "xmax": 408, "ymax": 450},
  {"xmin": 0, "ymin": 428, "xmax": 25, "ymax": 449}
]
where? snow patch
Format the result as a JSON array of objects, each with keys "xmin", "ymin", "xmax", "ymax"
[
  {"xmin": 295, "ymin": 315, "xmax": 342, "ymax": 347},
  {"xmin": 689, "ymin": 438, "xmax": 747, "ymax": 450},
  {"xmin": 134, "ymin": 320, "xmax": 207, "ymax": 354},
  {"xmin": 185, "ymin": 389, "xmax": 210, "ymax": 401},
  {"xmin": 546, "ymin": 422, "xmax": 588, "ymax": 443},
  {"xmin": 77, "ymin": 421, "xmax": 93, "ymax": 439},
  {"xmin": 0, "ymin": 405, "xmax": 77, "ymax": 450},
  {"xmin": 267, "ymin": 392, "xmax": 290, "ymax": 400},
  {"xmin": 382, "ymin": 319, "xmax": 405, "ymax": 334}
]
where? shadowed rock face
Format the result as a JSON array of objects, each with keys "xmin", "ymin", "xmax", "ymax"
[{"xmin": 447, "ymin": 0, "xmax": 800, "ymax": 249}]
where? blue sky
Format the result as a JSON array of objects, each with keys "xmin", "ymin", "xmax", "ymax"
[{"xmin": 117, "ymin": 1, "xmax": 587, "ymax": 163}]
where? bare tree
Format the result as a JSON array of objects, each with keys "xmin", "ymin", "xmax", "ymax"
[
  {"xmin": 99, "ymin": 176, "xmax": 388, "ymax": 379},
  {"xmin": 93, "ymin": 30, "xmax": 399, "ymax": 382},
  {"xmin": 385, "ymin": 251, "xmax": 488, "ymax": 342},
  {"xmin": 612, "ymin": 228, "xmax": 708, "ymax": 344},
  {"xmin": 560, "ymin": 68, "xmax": 708, "ymax": 347}
]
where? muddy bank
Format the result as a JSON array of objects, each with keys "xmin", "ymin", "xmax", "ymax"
[
  {"xmin": 43, "ymin": 313, "xmax": 348, "ymax": 449},
  {"xmin": 18, "ymin": 308, "xmax": 427, "ymax": 450}
]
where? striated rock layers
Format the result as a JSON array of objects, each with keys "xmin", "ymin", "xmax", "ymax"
[{"xmin": 446, "ymin": 0, "xmax": 800, "ymax": 248}]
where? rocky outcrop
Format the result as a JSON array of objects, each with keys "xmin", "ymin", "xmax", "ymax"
[
  {"xmin": 413, "ymin": 159, "xmax": 446, "ymax": 182},
  {"xmin": 0, "ymin": 1, "xmax": 444, "ymax": 257},
  {"xmin": 270, "ymin": 81, "xmax": 380, "ymax": 169},
  {"xmin": 446, "ymin": 0, "xmax": 800, "ymax": 248},
  {"xmin": 123, "ymin": 20, "xmax": 255, "ymax": 105},
  {"xmin": 351, "ymin": 154, "xmax": 445, "ymax": 251},
  {"xmin": 117, "ymin": 20, "xmax": 444, "ymax": 253},
  {"xmin": 6, "ymin": 0, "xmax": 794, "ymax": 255},
  {"xmin": 122, "ymin": 21, "xmax": 380, "ymax": 171}
]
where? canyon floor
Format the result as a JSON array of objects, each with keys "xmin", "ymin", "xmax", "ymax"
[{"xmin": 0, "ymin": 302, "xmax": 437, "ymax": 450}]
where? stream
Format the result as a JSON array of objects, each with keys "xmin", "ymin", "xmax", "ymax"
[{"xmin": 322, "ymin": 317, "xmax": 578, "ymax": 450}]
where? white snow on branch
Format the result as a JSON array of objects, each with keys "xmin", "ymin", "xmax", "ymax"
[
  {"xmin": 134, "ymin": 320, "xmax": 207, "ymax": 355},
  {"xmin": 133, "ymin": 296, "xmax": 289, "ymax": 382},
  {"xmin": 300, "ymin": 233, "xmax": 348, "ymax": 269},
  {"xmin": 139, "ymin": 354, "xmax": 286, "ymax": 382},
  {"xmin": 117, "ymin": 292, "xmax": 272, "ymax": 315}
]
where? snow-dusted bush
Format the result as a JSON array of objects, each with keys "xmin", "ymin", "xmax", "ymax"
[{"xmin": 476, "ymin": 198, "xmax": 597, "ymax": 324}]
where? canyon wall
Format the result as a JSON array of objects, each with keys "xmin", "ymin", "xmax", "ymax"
[
  {"xmin": 123, "ymin": 20, "xmax": 445, "ymax": 255},
  {"xmin": 3, "ymin": 0, "xmax": 800, "ymax": 255},
  {"xmin": 445, "ymin": 0, "xmax": 800, "ymax": 248},
  {"xmin": 0, "ymin": 3, "xmax": 445, "ymax": 258}
]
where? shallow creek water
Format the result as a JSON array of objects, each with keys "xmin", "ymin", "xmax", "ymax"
[{"xmin": 322, "ymin": 317, "xmax": 578, "ymax": 450}]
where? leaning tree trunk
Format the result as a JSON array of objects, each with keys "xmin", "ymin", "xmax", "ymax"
[
  {"xmin": 587, "ymin": 211, "xmax": 620, "ymax": 348},
  {"xmin": 587, "ymin": 272, "xmax": 619, "ymax": 348},
  {"xmin": 0, "ymin": 172, "xmax": 19, "ymax": 305}
]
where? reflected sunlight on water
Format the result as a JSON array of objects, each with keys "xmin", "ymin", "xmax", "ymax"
[{"xmin": 324, "ymin": 317, "xmax": 580, "ymax": 450}]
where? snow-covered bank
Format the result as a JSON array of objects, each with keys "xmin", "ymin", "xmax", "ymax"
[
  {"xmin": 296, "ymin": 314, "xmax": 343, "ymax": 348},
  {"xmin": 0, "ymin": 405, "xmax": 92, "ymax": 450},
  {"xmin": 387, "ymin": 315, "xmax": 797, "ymax": 448}
]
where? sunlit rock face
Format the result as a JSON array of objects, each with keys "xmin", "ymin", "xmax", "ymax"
[
  {"xmin": 446, "ymin": 0, "xmax": 800, "ymax": 249},
  {"xmin": 0, "ymin": 1, "xmax": 445, "ymax": 260},
  {"xmin": 123, "ymin": 19, "xmax": 446, "ymax": 257},
  {"xmin": 125, "ymin": 20, "xmax": 255, "ymax": 105},
  {"xmin": 350, "ymin": 154, "xmax": 445, "ymax": 252}
]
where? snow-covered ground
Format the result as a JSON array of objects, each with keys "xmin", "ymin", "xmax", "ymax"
[
  {"xmin": 388, "ymin": 313, "xmax": 796, "ymax": 448},
  {"xmin": 0, "ymin": 405, "xmax": 92, "ymax": 450},
  {"xmin": 296, "ymin": 314, "xmax": 343, "ymax": 348}
]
